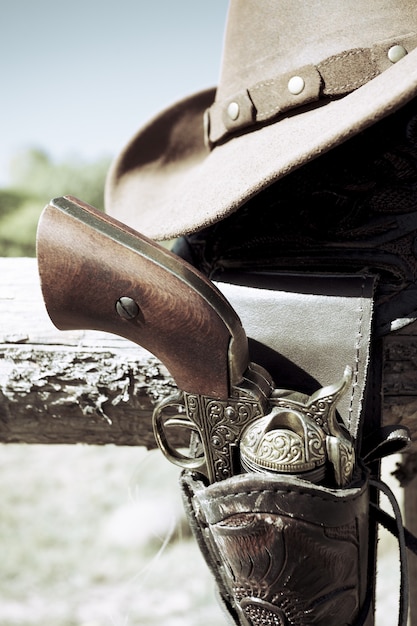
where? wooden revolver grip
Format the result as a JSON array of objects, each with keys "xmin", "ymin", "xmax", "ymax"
[{"xmin": 36, "ymin": 196, "xmax": 249, "ymax": 399}]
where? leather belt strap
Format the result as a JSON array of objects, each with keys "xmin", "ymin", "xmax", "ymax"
[{"xmin": 205, "ymin": 32, "xmax": 417, "ymax": 146}]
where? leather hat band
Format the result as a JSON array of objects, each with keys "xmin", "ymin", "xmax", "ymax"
[{"xmin": 205, "ymin": 33, "xmax": 417, "ymax": 147}]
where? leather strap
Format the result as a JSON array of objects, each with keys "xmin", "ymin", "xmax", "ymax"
[
  {"xmin": 370, "ymin": 478, "xmax": 411, "ymax": 626},
  {"xmin": 205, "ymin": 32, "xmax": 417, "ymax": 146}
]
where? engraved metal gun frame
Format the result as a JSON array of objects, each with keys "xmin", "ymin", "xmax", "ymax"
[{"xmin": 154, "ymin": 365, "xmax": 355, "ymax": 487}]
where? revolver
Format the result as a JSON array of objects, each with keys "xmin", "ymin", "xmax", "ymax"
[{"xmin": 37, "ymin": 196, "xmax": 355, "ymax": 487}]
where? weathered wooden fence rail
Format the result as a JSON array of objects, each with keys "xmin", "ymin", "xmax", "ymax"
[
  {"xmin": 1, "ymin": 257, "xmax": 179, "ymax": 447},
  {"xmin": 1, "ymin": 256, "xmax": 417, "ymax": 621}
]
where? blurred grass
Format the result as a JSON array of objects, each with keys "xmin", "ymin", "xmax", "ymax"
[
  {"xmin": 0, "ymin": 149, "xmax": 110, "ymax": 257},
  {"xmin": 0, "ymin": 197, "xmax": 45, "ymax": 256},
  {"xmin": 0, "ymin": 444, "xmax": 223, "ymax": 626}
]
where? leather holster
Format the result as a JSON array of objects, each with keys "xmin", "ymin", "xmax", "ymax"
[{"xmin": 181, "ymin": 468, "xmax": 371, "ymax": 626}]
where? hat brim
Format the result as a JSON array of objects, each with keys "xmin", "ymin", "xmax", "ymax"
[{"xmin": 105, "ymin": 50, "xmax": 417, "ymax": 240}]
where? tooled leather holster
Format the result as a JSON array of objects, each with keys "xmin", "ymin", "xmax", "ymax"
[{"xmin": 174, "ymin": 101, "xmax": 417, "ymax": 625}]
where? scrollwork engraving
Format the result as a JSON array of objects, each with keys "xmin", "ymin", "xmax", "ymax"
[{"xmin": 184, "ymin": 393, "xmax": 264, "ymax": 481}]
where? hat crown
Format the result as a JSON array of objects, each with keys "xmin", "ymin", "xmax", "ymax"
[{"xmin": 217, "ymin": 0, "xmax": 417, "ymax": 101}]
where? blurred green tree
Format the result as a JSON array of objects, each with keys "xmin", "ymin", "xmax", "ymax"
[{"xmin": 0, "ymin": 149, "xmax": 111, "ymax": 256}]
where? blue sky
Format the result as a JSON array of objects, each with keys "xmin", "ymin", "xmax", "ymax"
[{"xmin": 1, "ymin": 1, "xmax": 228, "ymax": 184}]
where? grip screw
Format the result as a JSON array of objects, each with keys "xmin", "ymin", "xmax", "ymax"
[{"xmin": 116, "ymin": 296, "xmax": 140, "ymax": 320}]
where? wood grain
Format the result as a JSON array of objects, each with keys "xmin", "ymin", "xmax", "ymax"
[{"xmin": 37, "ymin": 198, "xmax": 248, "ymax": 399}]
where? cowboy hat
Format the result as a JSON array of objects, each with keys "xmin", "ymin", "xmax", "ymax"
[{"xmin": 105, "ymin": 0, "xmax": 417, "ymax": 241}]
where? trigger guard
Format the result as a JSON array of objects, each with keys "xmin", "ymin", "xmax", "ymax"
[{"xmin": 152, "ymin": 393, "xmax": 206, "ymax": 471}]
